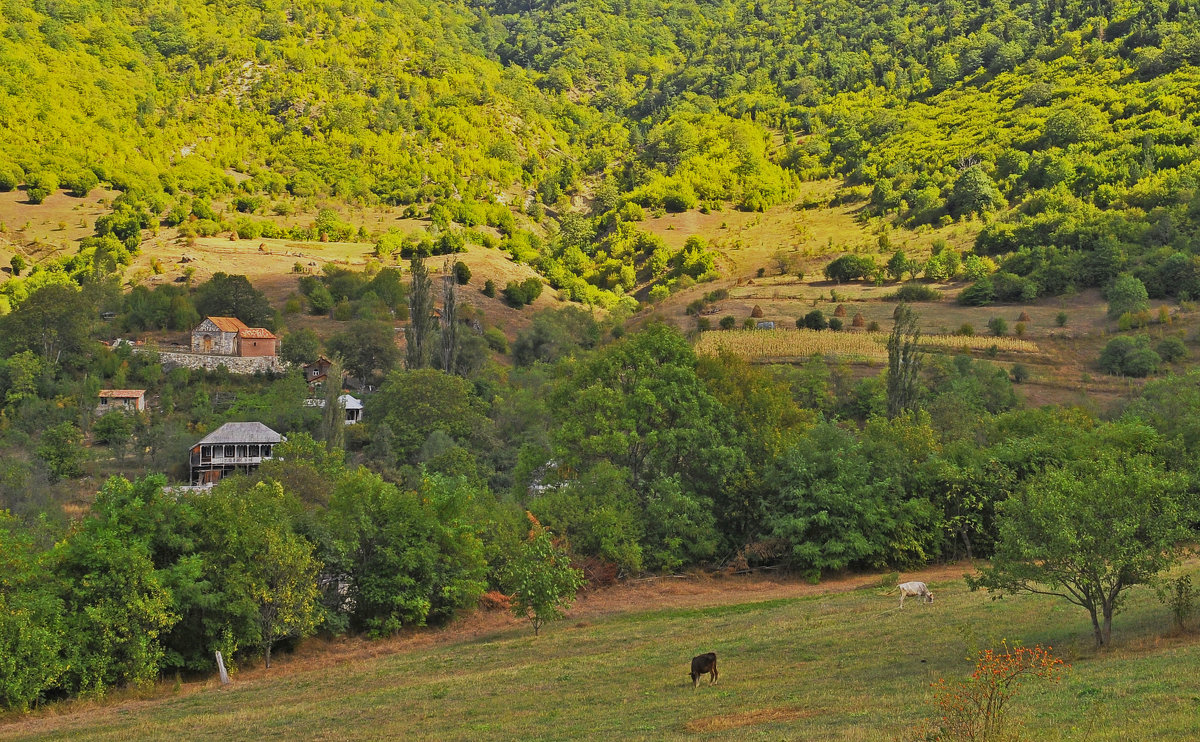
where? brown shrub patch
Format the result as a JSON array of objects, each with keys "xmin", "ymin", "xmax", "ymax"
[
  {"xmin": 683, "ymin": 706, "xmax": 818, "ymax": 732},
  {"xmin": 478, "ymin": 591, "xmax": 511, "ymax": 611}
]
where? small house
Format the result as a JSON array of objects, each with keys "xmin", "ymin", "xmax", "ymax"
[
  {"xmin": 191, "ymin": 317, "xmax": 278, "ymax": 357},
  {"xmin": 189, "ymin": 422, "xmax": 283, "ymax": 486},
  {"xmin": 301, "ymin": 394, "xmax": 364, "ymax": 425},
  {"xmin": 96, "ymin": 389, "xmax": 145, "ymax": 415},
  {"xmin": 303, "ymin": 355, "xmax": 334, "ymax": 387}
]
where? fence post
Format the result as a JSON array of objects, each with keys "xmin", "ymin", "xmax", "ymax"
[{"xmin": 215, "ymin": 651, "xmax": 230, "ymax": 685}]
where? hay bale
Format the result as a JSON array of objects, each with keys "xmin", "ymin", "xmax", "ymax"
[
  {"xmin": 852, "ymin": 312, "xmax": 866, "ymax": 327},
  {"xmin": 834, "ymin": 304, "xmax": 847, "ymax": 317},
  {"xmin": 1018, "ymin": 311, "xmax": 1032, "ymax": 322},
  {"xmin": 751, "ymin": 304, "xmax": 764, "ymax": 318}
]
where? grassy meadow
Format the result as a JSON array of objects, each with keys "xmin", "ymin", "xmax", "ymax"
[{"xmin": 5, "ymin": 565, "xmax": 1200, "ymax": 742}]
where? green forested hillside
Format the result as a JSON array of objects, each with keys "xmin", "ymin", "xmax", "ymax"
[{"xmin": 2, "ymin": 0, "xmax": 1200, "ymax": 307}]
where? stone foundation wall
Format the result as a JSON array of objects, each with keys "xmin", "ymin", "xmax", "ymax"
[{"xmin": 142, "ymin": 349, "xmax": 288, "ymax": 375}]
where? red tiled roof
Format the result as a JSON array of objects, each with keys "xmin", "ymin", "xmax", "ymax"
[
  {"xmin": 99, "ymin": 389, "xmax": 145, "ymax": 398},
  {"xmin": 239, "ymin": 327, "xmax": 277, "ymax": 339},
  {"xmin": 207, "ymin": 316, "xmax": 250, "ymax": 333}
]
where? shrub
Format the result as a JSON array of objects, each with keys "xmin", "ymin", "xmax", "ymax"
[
  {"xmin": 454, "ymin": 261, "xmax": 471, "ymax": 285},
  {"xmin": 958, "ymin": 323, "xmax": 975, "ymax": 337},
  {"xmin": 483, "ymin": 327, "xmax": 509, "ymax": 353},
  {"xmin": 1014, "ymin": 322, "xmax": 1026, "ymax": 337},
  {"xmin": 828, "ymin": 317, "xmax": 844, "ymax": 331},
  {"xmin": 958, "ymin": 277, "xmax": 995, "ymax": 306},
  {"xmin": 1107, "ymin": 274, "xmax": 1150, "ymax": 318},
  {"xmin": 1011, "ymin": 363, "xmax": 1030, "ymax": 383},
  {"xmin": 988, "ymin": 317, "xmax": 1008, "ymax": 336},
  {"xmin": 1099, "ymin": 336, "xmax": 1160, "ymax": 377},
  {"xmin": 482, "ymin": 279, "xmax": 496, "ymax": 298},
  {"xmin": 930, "ymin": 643, "xmax": 1065, "ymax": 742},
  {"xmin": 719, "ymin": 315, "xmax": 736, "ymax": 330},
  {"xmin": 648, "ymin": 284, "xmax": 670, "ymax": 303},
  {"xmin": 1157, "ymin": 337, "xmax": 1188, "ymax": 363},
  {"xmin": 823, "ymin": 254, "xmax": 876, "ymax": 282},
  {"xmin": 1055, "ymin": 311, "xmax": 1068, "ymax": 327},
  {"xmin": 0, "ymin": 164, "xmax": 20, "ymax": 191},
  {"xmin": 799, "ymin": 310, "xmax": 828, "ymax": 330},
  {"xmin": 867, "ymin": 320, "xmax": 880, "ymax": 332},
  {"xmin": 743, "ymin": 318, "xmax": 757, "ymax": 329},
  {"xmin": 886, "ymin": 283, "xmax": 943, "ymax": 302},
  {"xmin": 25, "ymin": 171, "xmax": 59, "ymax": 204}
]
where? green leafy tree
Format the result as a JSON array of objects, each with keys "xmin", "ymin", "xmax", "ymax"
[
  {"xmin": 327, "ymin": 320, "xmax": 400, "ymax": 386},
  {"xmin": 453, "ymin": 261, "xmax": 471, "ymax": 284},
  {"xmin": 9, "ymin": 255, "xmax": 25, "ymax": 276},
  {"xmin": 1106, "ymin": 274, "xmax": 1150, "ymax": 319},
  {"xmin": 280, "ymin": 328, "xmax": 321, "ymax": 366},
  {"xmin": 503, "ymin": 514, "xmax": 585, "ymax": 636},
  {"xmin": 193, "ymin": 273, "xmax": 275, "ymax": 329},
  {"xmin": 969, "ymin": 448, "xmax": 1192, "ymax": 647},
  {"xmin": 253, "ymin": 528, "xmax": 320, "ymax": 668},
  {"xmin": 949, "ymin": 166, "xmax": 1004, "ymax": 216},
  {"xmin": 37, "ymin": 422, "xmax": 86, "ymax": 480},
  {"xmin": 373, "ymin": 368, "xmax": 489, "ymax": 463},
  {"xmin": 0, "ymin": 512, "xmax": 66, "ymax": 711},
  {"xmin": 319, "ymin": 470, "xmax": 486, "ymax": 636},
  {"xmin": 53, "ymin": 495, "xmax": 179, "ymax": 694},
  {"xmin": 93, "ymin": 411, "xmax": 134, "ymax": 459}
]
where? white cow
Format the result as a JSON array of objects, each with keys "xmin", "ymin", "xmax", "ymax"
[{"xmin": 897, "ymin": 581, "xmax": 933, "ymax": 607}]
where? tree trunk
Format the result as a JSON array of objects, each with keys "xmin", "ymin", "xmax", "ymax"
[
  {"xmin": 264, "ymin": 641, "xmax": 272, "ymax": 669},
  {"xmin": 1089, "ymin": 608, "xmax": 1104, "ymax": 647},
  {"xmin": 1102, "ymin": 603, "xmax": 1114, "ymax": 647}
]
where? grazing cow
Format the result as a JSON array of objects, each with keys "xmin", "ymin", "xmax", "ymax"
[
  {"xmin": 690, "ymin": 652, "xmax": 719, "ymax": 688},
  {"xmin": 897, "ymin": 581, "xmax": 933, "ymax": 607}
]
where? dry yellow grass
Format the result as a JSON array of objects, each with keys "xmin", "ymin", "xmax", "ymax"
[
  {"xmin": 682, "ymin": 706, "xmax": 819, "ymax": 732},
  {"xmin": 695, "ymin": 329, "xmax": 1040, "ymax": 362}
]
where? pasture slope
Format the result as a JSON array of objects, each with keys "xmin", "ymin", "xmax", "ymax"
[{"xmin": 3, "ymin": 562, "xmax": 1200, "ymax": 741}]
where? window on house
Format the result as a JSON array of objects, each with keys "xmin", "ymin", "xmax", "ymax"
[{"xmin": 224, "ymin": 445, "xmax": 235, "ymax": 458}]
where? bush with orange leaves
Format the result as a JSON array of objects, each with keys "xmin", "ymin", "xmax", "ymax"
[{"xmin": 928, "ymin": 642, "xmax": 1067, "ymax": 742}]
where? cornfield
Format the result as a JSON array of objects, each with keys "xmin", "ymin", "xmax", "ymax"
[{"xmin": 696, "ymin": 329, "xmax": 1039, "ymax": 361}]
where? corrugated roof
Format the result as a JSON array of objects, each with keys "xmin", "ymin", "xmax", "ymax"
[
  {"xmin": 239, "ymin": 327, "xmax": 277, "ymax": 339},
  {"xmin": 193, "ymin": 422, "xmax": 283, "ymax": 447},
  {"xmin": 206, "ymin": 316, "xmax": 250, "ymax": 333},
  {"xmin": 99, "ymin": 389, "xmax": 145, "ymax": 398},
  {"xmin": 339, "ymin": 394, "xmax": 363, "ymax": 410}
]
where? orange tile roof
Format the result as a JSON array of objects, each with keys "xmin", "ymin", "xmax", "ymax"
[
  {"xmin": 239, "ymin": 327, "xmax": 277, "ymax": 339},
  {"xmin": 207, "ymin": 316, "xmax": 250, "ymax": 333},
  {"xmin": 99, "ymin": 389, "xmax": 145, "ymax": 398}
]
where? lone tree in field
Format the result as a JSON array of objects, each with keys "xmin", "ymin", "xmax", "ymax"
[
  {"xmin": 968, "ymin": 451, "xmax": 1192, "ymax": 647},
  {"xmin": 1106, "ymin": 273, "xmax": 1150, "ymax": 319},
  {"xmin": 504, "ymin": 514, "xmax": 584, "ymax": 636},
  {"xmin": 886, "ymin": 304, "xmax": 922, "ymax": 418}
]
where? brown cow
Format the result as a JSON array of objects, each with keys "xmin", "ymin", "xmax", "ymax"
[{"xmin": 690, "ymin": 652, "xmax": 718, "ymax": 688}]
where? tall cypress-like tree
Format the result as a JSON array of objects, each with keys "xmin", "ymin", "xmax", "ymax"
[
  {"xmin": 321, "ymin": 357, "xmax": 346, "ymax": 453},
  {"xmin": 440, "ymin": 258, "xmax": 459, "ymax": 374},
  {"xmin": 405, "ymin": 257, "xmax": 434, "ymax": 370},
  {"xmin": 886, "ymin": 304, "xmax": 923, "ymax": 418}
]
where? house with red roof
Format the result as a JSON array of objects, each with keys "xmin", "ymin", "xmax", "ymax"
[{"xmin": 191, "ymin": 317, "xmax": 278, "ymax": 357}]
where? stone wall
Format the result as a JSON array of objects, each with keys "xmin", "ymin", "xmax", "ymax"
[{"xmin": 144, "ymin": 349, "xmax": 288, "ymax": 375}]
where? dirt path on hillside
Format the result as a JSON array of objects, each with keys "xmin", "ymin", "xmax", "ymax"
[{"xmin": 0, "ymin": 562, "xmax": 976, "ymax": 736}]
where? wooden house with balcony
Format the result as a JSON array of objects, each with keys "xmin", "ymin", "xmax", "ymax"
[{"xmin": 189, "ymin": 422, "xmax": 283, "ymax": 486}]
